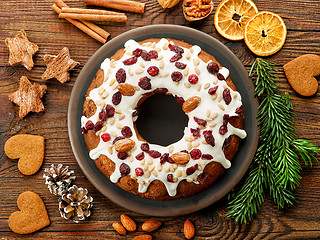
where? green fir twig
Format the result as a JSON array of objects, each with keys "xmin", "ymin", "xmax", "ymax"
[{"xmin": 226, "ymin": 58, "xmax": 319, "ymax": 223}]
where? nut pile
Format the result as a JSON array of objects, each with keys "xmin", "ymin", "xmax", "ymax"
[{"xmin": 112, "ymin": 214, "xmax": 195, "ymax": 239}]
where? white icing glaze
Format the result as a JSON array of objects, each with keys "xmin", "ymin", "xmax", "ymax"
[{"xmin": 81, "ymin": 38, "xmax": 247, "ymax": 197}]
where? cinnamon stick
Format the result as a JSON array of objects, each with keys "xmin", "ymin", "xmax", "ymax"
[
  {"xmin": 84, "ymin": 0, "xmax": 145, "ymax": 14},
  {"xmin": 54, "ymin": 0, "xmax": 110, "ymax": 43},
  {"xmin": 52, "ymin": 4, "xmax": 107, "ymax": 44},
  {"xmin": 59, "ymin": 13, "xmax": 128, "ymax": 22},
  {"xmin": 61, "ymin": 7, "xmax": 125, "ymax": 16}
]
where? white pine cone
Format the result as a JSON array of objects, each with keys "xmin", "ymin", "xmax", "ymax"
[
  {"xmin": 43, "ymin": 164, "xmax": 76, "ymax": 196},
  {"xmin": 58, "ymin": 185, "xmax": 93, "ymax": 223}
]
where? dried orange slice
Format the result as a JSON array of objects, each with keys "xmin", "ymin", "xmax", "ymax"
[
  {"xmin": 214, "ymin": 0, "xmax": 258, "ymax": 41},
  {"xmin": 244, "ymin": 11, "xmax": 287, "ymax": 56}
]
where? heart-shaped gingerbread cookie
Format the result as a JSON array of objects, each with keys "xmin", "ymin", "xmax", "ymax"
[
  {"xmin": 4, "ymin": 134, "xmax": 45, "ymax": 175},
  {"xmin": 8, "ymin": 191, "xmax": 50, "ymax": 234},
  {"xmin": 283, "ymin": 54, "xmax": 320, "ymax": 96}
]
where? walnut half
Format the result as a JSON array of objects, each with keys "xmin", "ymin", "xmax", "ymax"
[{"xmin": 183, "ymin": 0, "xmax": 214, "ymax": 21}]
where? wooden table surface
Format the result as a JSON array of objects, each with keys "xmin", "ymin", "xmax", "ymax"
[{"xmin": 0, "ymin": 0, "xmax": 319, "ymax": 239}]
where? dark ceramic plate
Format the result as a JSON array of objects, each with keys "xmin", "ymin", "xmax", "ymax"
[{"xmin": 68, "ymin": 25, "xmax": 259, "ymax": 216}]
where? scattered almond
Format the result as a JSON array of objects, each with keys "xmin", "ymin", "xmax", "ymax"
[
  {"xmin": 133, "ymin": 234, "xmax": 152, "ymax": 240},
  {"xmin": 142, "ymin": 220, "xmax": 162, "ymax": 232},
  {"xmin": 170, "ymin": 152, "xmax": 190, "ymax": 165},
  {"xmin": 114, "ymin": 138, "xmax": 135, "ymax": 152},
  {"xmin": 120, "ymin": 214, "xmax": 137, "ymax": 232},
  {"xmin": 182, "ymin": 96, "xmax": 201, "ymax": 113},
  {"xmin": 112, "ymin": 222, "xmax": 126, "ymax": 235},
  {"xmin": 117, "ymin": 83, "xmax": 136, "ymax": 96},
  {"xmin": 184, "ymin": 219, "xmax": 195, "ymax": 239}
]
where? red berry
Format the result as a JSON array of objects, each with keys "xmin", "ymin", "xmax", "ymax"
[
  {"xmin": 94, "ymin": 121, "xmax": 103, "ymax": 131},
  {"xmin": 149, "ymin": 150, "xmax": 161, "ymax": 158},
  {"xmin": 123, "ymin": 56, "xmax": 137, "ymax": 65},
  {"xmin": 223, "ymin": 114, "xmax": 230, "ymax": 125},
  {"xmin": 112, "ymin": 92, "xmax": 122, "ymax": 105},
  {"xmin": 141, "ymin": 143, "xmax": 150, "ymax": 152},
  {"xmin": 113, "ymin": 136, "xmax": 125, "ymax": 145},
  {"xmin": 203, "ymin": 130, "xmax": 215, "ymax": 147},
  {"xmin": 119, "ymin": 163, "xmax": 130, "ymax": 176},
  {"xmin": 154, "ymin": 88, "xmax": 168, "ymax": 94},
  {"xmin": 171, "ymin": 71, "xmax": 183, "ymax": 82},
  {"xmin": 101, "ymin": 133, "xmax": 110, "ymax": 142},
  {"xmin": 118, "ymin": 152, "xmax": 128, "ymax": 160},
  {"xmin": 207, "ymin": 62, "xmax": 219, "ymax": 74},
  {"xmin": 133, "ymin": 48, "xmax": 143, "ymax": 57},
  {"xmin": 167, "ymin": 174, "xmax": 174, "ymax": 182},
  {"xmin": 147, "ymin": 66, "xmax": 159, "ymax": 77},
  {"xmin": 138, "ymin": 76, "xmax": 151, "ymax": 90},
  {"xmin": 135, "ymin": 152, "xmax": 145, "ymax": 160},
  {"xmin": 105, "ymin": 104, "xmax": 115, "ymax": 117},
  {"xmin": 135, "ymin": 168, "xmax": 144, "ymax": 176},
  {"xmin": 121, "ymin": 126, "xmax": 133, "ymax": 138},
  {"xmin": 116, "ymin": 68, "xmax": 126, "ymax": 83},
  {"xmin": 99, "ymin": 110, "xmax": 107, "ymax": 121},
  {"xmin": 223, "ymin": 88, "xmax": 232, "ymax": 105},
  {"xmin": 219, "ymin": 124, "xmax": 228, "ymax": 135},
  {"xmin": 236, "ymin": 106, "xmax": 243, "ymax": 115},
  {"xmin": 188, "ymin": 74, "xmax": 199, "ymax": 84},
  {"xmin": 175, "ymin": 96, "xmax": 185, "ymax": 104},
  {"xmin": 190, "ymin": 128, "xmax": 201, "ymax": 139},
  {"xmin": 170, "ymin": 54, "xmax": 182, "ymax": 63},
  {"xmin": 81, "ymin": 127, "xmax": 87, "ymax": 134},
  {"xmin": 186, "ymin": 164, "xmax": 198, "ymax": 175},
  {"xmin": 190, "ymin": 149, "xmax": 202, "ymax": 160},
  {"xmin": 149, "ymin": 50, "xmax": 158, "ymax": 59},
  {"xmin": 194, "ymin": 117, "xmax": 207, "ymax": 126},
  {"xmin": 85, "ymin": 120, "xmax": 94, "ymax": 130},
  {"xmin": 198, "ymin": 173, "xmax": 207, "ymax": 184},
  {"xmin": 160, "ymin": 153, "xmax": 169, "ymax": 164},
  {"xmin": 175, "ymin": 62, "xmax": 186, "ymax": 69},
  {"xmin": 202, "ymin": 154, "xmax": 213, "ymax": 160},
  {"xmin": 168, "ymin": 44, "xmax": 184, "ymax": 54},
  {"xmin": 217, "ymin": 73, "xmax": 225, "ymax": 80},
  {"xmin": 141, "ymin": 50, "xmax": 151, "ymax": 61},
  {"xmin": 208, "ymin": 86, "xmax": 219, "ymax": 95}
]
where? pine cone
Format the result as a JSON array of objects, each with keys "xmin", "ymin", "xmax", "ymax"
[
  {"xmin": 58, "ymin": 185, "xmax": 93, "ymax": 223},
  {"xmin": 43, "ymin": 164, "xmax": 76, "ymax": 196}
]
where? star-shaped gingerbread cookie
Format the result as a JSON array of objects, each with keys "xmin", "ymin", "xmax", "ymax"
[
  {"xmin": 5, "ymin": 30, "xmax": 39, "ymax": 70},
  {"xmin": 9, "ymin": 76, "xmax": 47, "ymax": 119},
  {"xmin": 41, "ymin": 47, "xmax": 80, "ymax": 83}
]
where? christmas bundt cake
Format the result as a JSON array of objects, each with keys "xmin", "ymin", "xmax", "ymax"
[{"xmin": 81, "ymin": 38, "xmax": 247, "ymax": 200}]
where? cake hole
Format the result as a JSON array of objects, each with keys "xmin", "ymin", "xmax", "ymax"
[{"xmin": 135, "ymin": 94, "xmax": 188, "ymax": 147}]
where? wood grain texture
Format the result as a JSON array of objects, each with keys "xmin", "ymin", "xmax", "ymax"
[{"xmin": 0, "ymin": 0, "xmax": 320, "ymax": 239}]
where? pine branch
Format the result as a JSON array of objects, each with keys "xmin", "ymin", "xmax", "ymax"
[
  {"xmin": 226, "ymin": 162, "xmax": 266, "ymax": 224},
  {"xmin": 292, "ymin": 139, "xmax": 319, "ymax": 167},
  {"xmin": 227, "ymin": 58, "xmax": 320, "ymax": 223}
]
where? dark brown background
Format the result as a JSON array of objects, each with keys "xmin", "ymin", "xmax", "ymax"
[{"xmin": 0, "ymin": 0, "xmax": 319, "ymax": 239}]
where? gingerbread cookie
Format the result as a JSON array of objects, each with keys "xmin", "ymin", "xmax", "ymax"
[
  {"xmin": 8, "ymin": 76, "xmax": 47, "ymax": 119},
  {"xmin": 8, "ymin": 191, "xmax": 50, "ymax": 234},
  {"xmin": 283, "ymin": 54, "xmax": 320, "ymax": 96},
  {"xmin": 4, "ymin": 134, "xmax": 45, "ymax": 175},
  {"xmin": 5, "ymin": 30, "xmax": 39, "ymax": 70},
  {"xmin": 42, "ymin": 47, "xmax": 80, "ymax": 83}
]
